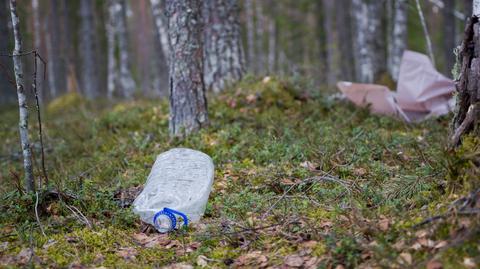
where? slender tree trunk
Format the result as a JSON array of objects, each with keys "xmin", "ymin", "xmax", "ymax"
[
  {"xmin": 9, "ymin": 0, "xmax": 35, "ymax": 192},
  {"xmin": 166, "ymin": 0, "xmax": 208, "ymax": 137},
  {"xmin": 31, "ymin": 0, "xmax": 46, "ymax": 102},
  {"xmin": 61, "ymin": 0, "xmax": 79, "ymax": 93},
  {"xmin": 451, "ymin": 0, "xmax": 480, "ymax": 145},
  {"xmin": 203, "ymin": 0, "xmax": 245, "ymax": 92},
  {"xmin": 150, "ymin": 0, "xmax": 170, "ymax": 62},
  {"xmin": 115, "ymin": 0, "xmax": 136, "ymax": 98},
  {"xmin": 444, "ymin": 0, "xmax": 456, "ymax": 76},
  {"xmin": 79, "ymin": 0, "xmax": 100, "ymax": 99},
  {"xmin": 245, "ymin": 0, "xmax": 255, "ymax": 73},
  {"xmin": 267, "ymin": 17, "xmax": 276, "ymax": 74},
  {"xmin": 415, "ymin": 0, "xmax": 435, "ymax": 67},
  {"xmin": 322, "ymin": 0, "xmax": 337, "ymax": 86},
  {"xmin": 106, "ymin": 0, "xmax": 118, "ymax": 98},
  {"xmin": 351, "ymin": 0, "xmax": 374, "ymax": 83},
  {"xmin": 254, "ymin": 0, "xmax": 265, "ymax": 75},
  {"xmin": 149, "ymin": 0, "xmax": 169, "ymax": 96},
  {"xmin": 336, "ymin": 0, "xmax": 355, "ymax": 81},
  {"xmin": 388, "ymin": 0, "xmax": 407, "ymax": 81},
  {"xmin": 48, "ymin": 0, "xmax": 66, "ymax": 98}
]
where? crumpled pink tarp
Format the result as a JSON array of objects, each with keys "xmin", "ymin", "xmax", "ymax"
[{"xmin": 337, "ymin": 50, "xmax": 455, "ymax": 122}]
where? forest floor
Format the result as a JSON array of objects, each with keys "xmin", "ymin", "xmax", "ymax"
[{"xmin": 0, "ymin": 77, "xmax": 479, "ymax": 268}]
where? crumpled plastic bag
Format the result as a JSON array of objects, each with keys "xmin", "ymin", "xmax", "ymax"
[{"xmin": 337, "ymin": 50, "xmax": 455, "ymax": 122}]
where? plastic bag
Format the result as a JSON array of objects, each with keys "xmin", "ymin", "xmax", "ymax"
[{"xmin": 133, "ymin": 148, "xmax": 214, "ymax": 232}]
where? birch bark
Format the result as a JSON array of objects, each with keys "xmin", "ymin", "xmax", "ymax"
[
  {"xmin": 388, "ymin": 0, "xmax": 407, "ymax": 81},
  {"xmin": 9, "ymin": 0, "xmax": 35, "ymax": 192}
]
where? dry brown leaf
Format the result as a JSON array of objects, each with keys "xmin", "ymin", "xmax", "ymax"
[
  {"xmin": 132, "ymin": 233, "xmax": 171, "ymax": 248},
  {"xmin": 418, "ymin": 238, "xmax": 435, "ymax": 248},
  {"xmin": 284, "ymin": 255, "xmax": 304, "ymax": 267},
  {"xmin": 378, "ymin": 218, "xmax": 390, "ymax": 232},
  {"xmin": 398, "ymin": 252, "xmax": 412, "ymax": 265},
  {"xmin": 411, "ymin": 242, "xmax": 422, "ymax": 250},
  {"xmin": 353, "ymin": 167, "xmax": 367, "ymax": 176},
  {"xmin": 463, "ymin": 257, "xmax": 477, "ymax": 268},
  {"xmin": 392, "ymin": 239, "xmax": 405, "ymax": 250},
  {"xmin": 196, "ymin": 255, "xmax": 208, "ymax": 268},
  {"xmin": 433, "ymin": 240, "xmax": 448, "ymax": 249},
  {"xmin": 162, "ymin": 263, "xmax": 193, "ymax": 269},
  {"xmin": 15, "ymin": 248, "xmax": 33, "ymax": 265},
  {"xmin": 304, "ymin": 257, "xmax": 320, "ymax": 269},
  {"xmin": 415, "ymin": 230, "xmax": 428, "ymax": 238},
  {"xmin": 301, "ymin": 240, "xmax": 318, "ymax": 249},
  {"xmin": 426, "ymin": 260, "xmax": 443, "ymax": 269},
  {"xmin": 335, "ymin": 265, "xmax": 345, "ymax": 269},
  {"xmin": 116, "ymin": 247, "xmax": 137, "ymax": 261},
  {"xmin": 235, "ymin": 251, "xmax": 268, "ymax": 267}
]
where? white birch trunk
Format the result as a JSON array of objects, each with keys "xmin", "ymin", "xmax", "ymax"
[
  {"xmin": 245, "ymin": 0, "xmax": 255, "ymax": 73},
  {"xmin": 352, "ymin": 0, "xmax": 374, "ymax": 83},
  {"xmin": 474, "ymin": 0, "xmax": 480, "ymax": 15},
  {"xmin": 150, "ymin": 0, "xmax": 170, "ymax": 63},
  {"xmin": 107, "ymin": 0, "xmax": 118, "ymax": 98},
  {"xmin": 115, "ymin": 0, "xmax": 136, "ymax": 98},
  {"xmin": 388, "ymin": 0, "xmax": 407, "ymax": 81},
  {"xmin": 9, "ymin": 0, "xmax": 35, "ymax": 192}
]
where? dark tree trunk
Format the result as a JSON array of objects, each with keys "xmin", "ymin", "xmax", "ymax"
[
  {"xmin": 0, "ymin": 0, "xmax": 15, "ymax": 105},
  {"xmin": 444, "ymin": 0, "xmax": 456, "ymax": 76},
  {"xmin": 245, "ymin": 0, "xmax": 255, "ymax": 73},
  {"xmin": 166, "ymin": 0, "xmax": 208, "ymax": 137},
  {"xmin": 451, "ymin": 16, "xmax": 480, "ymax": 146},
  {"xmin": 79, "ymin": 0, "xmax": 100, "ymax": 99},
  {"xmin": 335, "ymin": 0, "xmax": 355, "ymax": 81},
  {"xmin": 203, "ymin": 0, "xmax": 245, "ymax": 92},
  {"xmin": 322, "ymin": 0, "xmax": 337, "ymax": 86},
  {"xmin": 48, "ymin": 0, "xmax": 66, "ymax": 98}
]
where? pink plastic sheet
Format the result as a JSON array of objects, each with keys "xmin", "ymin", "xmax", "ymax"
[{"xmin": 337, "ymin": 51, "xmax": 455, "ymax": 122}]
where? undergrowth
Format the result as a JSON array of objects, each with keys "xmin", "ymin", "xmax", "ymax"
[{"xmin": 0, "ymin": 76, "xmax": 478, "ymax": 268}]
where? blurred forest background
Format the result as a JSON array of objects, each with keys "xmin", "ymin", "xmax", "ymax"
[{"xmin": 0, "ymin": 0, "xmax": 470, "ymax": 105}]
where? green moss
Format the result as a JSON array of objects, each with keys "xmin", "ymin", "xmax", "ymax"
[{"xmin": 0, "ymin": 77, "xmax": 477, "ymax": 267}]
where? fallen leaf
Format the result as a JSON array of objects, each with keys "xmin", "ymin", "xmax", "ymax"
[
  {"xmin": 411, "ymin": 242, "xmax": 422, "ymax": 250},
  {"xmin": 15, "ymin": 248, "xmax": 33, "ymax": 265},
  {"xmin": 133, "ymin": 233, "xmax": 171, "ymax": 248},
  {"xmin": 426, "ymin": 260, "xmax": 443, "ymax": 269},
  {"xmin": 378, "ymin": 218, "xmax": 390, "ymax": 231},
  {"xmin": 162, "ymin": 263, "xmax": 193, "ymax": 269},
  {"xmin": 434, "ymin": 240, "xmax": 448, "ymax": 249},
  {"xmin": 353, "ymin": 167, "xmax": 367, "ymax": 176},
  {"xmin": 398, "ymin": 252, "xmax": 412, "ymax": 265},
  {"xmin": 335, "ymin": 265, "xmax": 345, "ymax": 269},
  {"xmin": 301, "ymin": 240, "xmax": 318, "ymax": 249},
  {"xmin": 284, "ymin": 254, "xmax": 304, "ymax": 267},
  {"xmin": 418, "ymin": 238, "xmax": 435, "ymax": 248},
  {"xmin": 415, "ymin": 230, "xmax": 428, "ymax": 238},
  {"xmin": 463, "ymin": 257, "xmax": 476, "ymax": 268},
  {"xmin": 304, "ymin": 257, "xmax": 320, "ymax": 269},
  {"xmin": 196, "ymin": 255, "xmax": 208, "ymax": 268},
  {"xmin": 235, "ymin": 251, "xmax": 268, "ymax": 267},
  {"xmin": 116, "ymin": 247, "xmax": 137, "ymax": 261}
]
